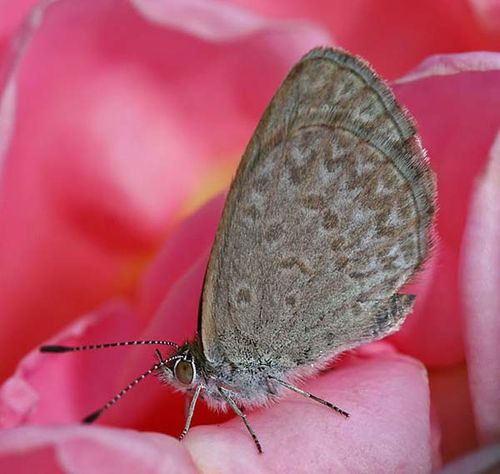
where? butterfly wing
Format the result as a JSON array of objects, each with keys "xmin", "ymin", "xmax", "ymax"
[{"xmin": 200, "ymin": 48, "xmax": 436, "ymax": 369}]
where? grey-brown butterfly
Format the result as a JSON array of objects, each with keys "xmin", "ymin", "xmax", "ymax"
[{"xmin": 41, "ymin": 47, "xmax": 436, "ymax": 454}]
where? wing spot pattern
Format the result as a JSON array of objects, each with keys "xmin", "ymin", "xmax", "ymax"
[{"xmin": 279, "ymin": 256, "xmax": 313, "ymax": 276}]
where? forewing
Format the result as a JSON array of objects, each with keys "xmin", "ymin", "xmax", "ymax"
[{"xmin": 200, "ymin": 48, "xmax": 436, "ymax": 368}]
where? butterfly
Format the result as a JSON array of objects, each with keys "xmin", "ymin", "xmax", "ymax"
[{"xmin": 41, "ymin": 47, "xmax": 436, "ymax": 453}]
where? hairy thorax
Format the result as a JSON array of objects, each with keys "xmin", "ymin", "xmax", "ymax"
[{"xmin": 167, "ymin": 336, "xmax": 286, "ymax": 410}]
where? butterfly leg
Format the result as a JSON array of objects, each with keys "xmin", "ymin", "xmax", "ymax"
[
  {"xmin": 218, "ymin": 387, "xmax": 263, "ymax": 454},
  {"xmin": 184, "ymin": 392, "xmax": 193, "ymax": 419},
  {"xmin": 265, "ymin": 378, "xmax": 278, "ymax": 395},
  {"xmin": 179, "ymin": 383, "xmax": 203, "ymax": 441},
  {"xmin": 269, "ymin": 376, "xmax": 349, "ymax": 418}
]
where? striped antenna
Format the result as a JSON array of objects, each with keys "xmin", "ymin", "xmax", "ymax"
[
  {"xmin": 82, "ymin": 354, "xmax": 183, "ymax": 423},
  {"xmin": 40, "ymin": 340, "xmax": 179, "ymax": 353}
]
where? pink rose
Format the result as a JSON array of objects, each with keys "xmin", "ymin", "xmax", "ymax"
[{"xmin": 1, "ymin": 0, "xmax": 499, "ymax": 472}]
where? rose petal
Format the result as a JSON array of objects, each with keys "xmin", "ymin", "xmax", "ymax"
[
  {"xmin": 0, "ymin": 425, "xmax": 198, "ymax": 473},
  {"xmin": 185, "ymin": 351, "xmax": 435, "ymax": 473},
  {"xmin": 438, "ymin": 443, "xmax": 500, "ymax": 474},
  {"xmin": 396, "ymin": 51, "xmax": 500, "ymax": 83},
  {"xmin": 0, "ymin": 77, "xmax": 15, "ymax": 176},
  {"xmin": 229, "ymin": 0, "xmax": 500, "ymax": 79},
  {"xmin": 461, "ymin": 132, "xmax": 500, "ymax": 444},
  {"xmin": 0, "ymin": 0, "xmax": 53, "ymax": 178},
  {"xmin": 0, "ymin": 301, "xmax": 143, "ymax": 428},
  {"xmin": 428, "ymin": 364, "xmax": 478, "ymax": 462},
  {"xmin": 132, "ymin": 0, "xmax": 330, "ymax": 42},
  {"xmin": 389, "ymin": 52, "xmax": 500, "ymax": 367},
  {"xmin": 469, "ymin": 0, "xmax": 500, "ymax": 34},
  {"xmin": 107, "ymin": 254, "xmax": 213, "ymax": 431},
  {"xmin": 0, "ymin": 0, "xmax": 41, "ymax": 39},
  {"xmin": 138, "ymin": 194, "xmax": 224, "ymax": 318},
  {"xmin": 0, "ymin": 197, "xmax": 229, "ymax": 432}
]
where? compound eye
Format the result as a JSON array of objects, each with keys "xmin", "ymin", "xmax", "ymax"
[{"xmin": 174, "ymin": 360, "xmax": 194, "ymax": 385}]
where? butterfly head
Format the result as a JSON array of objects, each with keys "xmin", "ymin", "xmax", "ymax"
[{"xmin": 157, "ymin": 343, "xmax": 200, "ymax": 391}]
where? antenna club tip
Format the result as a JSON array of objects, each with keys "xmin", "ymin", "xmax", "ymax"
[
  {"xmin": 40, "ymin": 345, "xmax": 73, "ymax": 353},
  {"xmin": 83, "ymin": 410, "xmax": 102, "ymax": 424}
]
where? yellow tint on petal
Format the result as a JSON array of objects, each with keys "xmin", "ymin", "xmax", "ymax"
[
  {"xmin": 115, "ymin": 253, "xmax": 156, "ymax": 297},
  {"xmin": 179, "ymin": 157, "xmax": 237, "ymax": 218},
  {"xmin": 110, "ymin": 157, "xmax": 237, "ymax": 301}
]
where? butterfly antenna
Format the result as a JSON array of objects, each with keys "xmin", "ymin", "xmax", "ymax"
[
  {"xmin": 40, "ymin": 340, "xmax": 179, "ymax": 353},
  {"xmin": 82, "ymin": 354, "xmax": 183, "ymax": 424}
]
